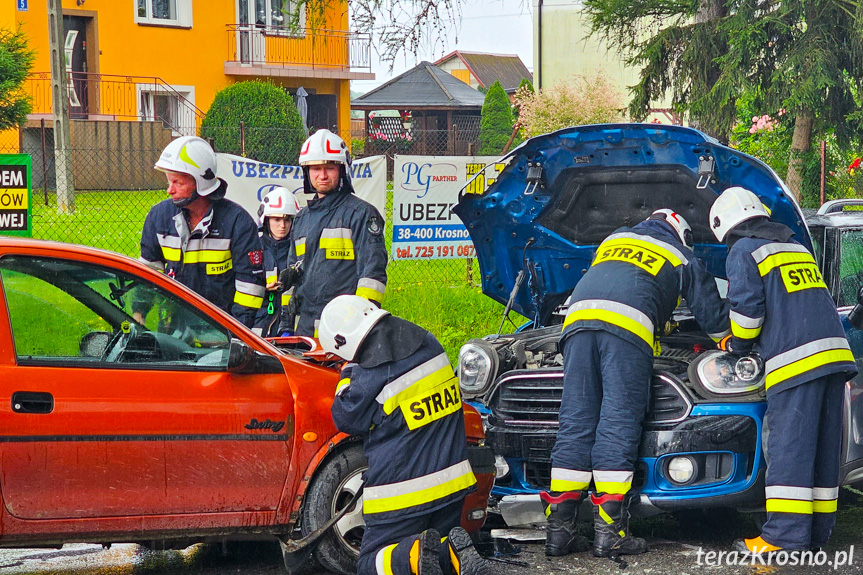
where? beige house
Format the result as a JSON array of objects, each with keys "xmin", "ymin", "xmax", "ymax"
[{"xmin": 531, "ymin": 0, "xmax": 677, "ymax": 124}]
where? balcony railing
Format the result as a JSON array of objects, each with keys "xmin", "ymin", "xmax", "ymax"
[
  {"xmin": 26, "ymin": 72, "xmax": 205, "ymax": 137},
  {"xmin": 226, "ymin": 24, "xmax": 371, "ymax": 72}
]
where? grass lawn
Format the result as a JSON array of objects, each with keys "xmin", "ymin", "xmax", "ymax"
[{"xmin": 17, "ymin": 189, "xmax": 526, "ymax": 362}]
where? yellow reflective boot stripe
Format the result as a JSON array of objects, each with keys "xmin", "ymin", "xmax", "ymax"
[
  {"xmin": 564, "ymin": 308, "xmax": 653, "ymax": 347},
  {"xmin": 598, "ymin": 505, "xmax": 614, "ymax": 524},
  {"xmin": 765, "ymin": 349, "xmax": 855, "ymax": 389},
  {"xmin": 376, "ymin": 543, "xmax": 398, "ymax": 575},
  {"xmin": 234, "ymin": 291, "xmax": 264, "ymax": 309},
  {"xmin": 731, "ymin": 318, "xmax": 762, "ymax": 340},
  {"xmin": 766, "ymin": 499, "xmax": 814, "ymax": 514},
  {"xmin": 364, "ymin": 461, "xmax": 476, "ymax": 514}
]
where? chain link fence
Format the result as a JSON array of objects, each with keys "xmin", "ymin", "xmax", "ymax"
[{"xmin": 0, "ymin": 121, "xmax": 483, "ymax": 288}]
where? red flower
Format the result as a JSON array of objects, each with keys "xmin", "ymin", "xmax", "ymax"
[{"xmin": 849, "ymin": 158, "xmax": 861, "ymax": 172}]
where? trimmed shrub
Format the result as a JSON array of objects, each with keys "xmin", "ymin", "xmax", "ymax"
[
  {"xmin": 479, "ymin": 81, "xmax": 514, "ymax": 156},
  {"xmin": 0, "ymin": 25, "xmax": 35, "ymax": 130},
  {"xmin": 201, "ymin": 81, "xmax": 305, "ymax": 165}
]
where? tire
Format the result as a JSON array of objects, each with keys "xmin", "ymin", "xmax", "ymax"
[{"xmin": 301, "ymin": 443, "xmax": 368, "ymax": 575}]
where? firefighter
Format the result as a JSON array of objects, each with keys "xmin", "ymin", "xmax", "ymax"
[
  {"xmin": 319, "ymin": 295, "xmax": 490, "ymax": 575},
  {"xmin": 278, "ymin": 130, "xmax": 388, "ymax": 337},
  {"xmin": 545, "ymin": 209, "xmax": 730, "ymax": 558},
  {"xmin": 135, "ymin": 136, "xmax": 265, "ymax": 328},
  {"xmin": 709, "ymin": 187, "xmax": 858, "ymax": 555},
  {"xmin": 253, "ymin": 187, "xmax": 300, "ymax": 337}
]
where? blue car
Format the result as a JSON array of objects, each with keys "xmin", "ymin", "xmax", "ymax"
[{"xmin": 452, "ymin": 124, "xmax": 863, "ymax": 523}]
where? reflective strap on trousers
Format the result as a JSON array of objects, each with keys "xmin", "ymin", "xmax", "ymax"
[
  {"xmin": 766, "ymin": 499, "xmax": 814, "ymax": 514},
  {"xmin": 357, "ymin": 277, "xmax": 386, "ymax": 303},
  {"xmin": 593, "ymin": 470, "xmax": 634, "ymax": 495},
  {"xmin": 764, "ymin": 337, "xmax": 853, "ymax": 389},
  {"xmin": 603, "ymin": 232, "xmax": 689, "ymax": 266},
  {"xmin": 375, "ymin": 543, "xmax": 397, "ymax": 575},
  {"xmin": 363, "ymin": 460, "xmax": 476, "ymax": 514},
  {"xmin": 814, "ymin": 486, "xmax": 839, "ymax": 513},
  {"xmin": 375, "ymin": 353, "xmax": 451, "ymax": 408},
  {"xmin": 550, "ymin": 468, "xmax": 591, "ymax": 492},
  {"xmin": 563, "ymin": 299, "xmax": 654, "ymax": 347}
]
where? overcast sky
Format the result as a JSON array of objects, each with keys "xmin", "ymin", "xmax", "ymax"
[{"xmin": 351, "ymin": 0, "xmax": 534, "ymax": 94}]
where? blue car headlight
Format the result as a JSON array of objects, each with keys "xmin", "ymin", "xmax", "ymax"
[{"xmin": 689, "ymin": 350, "xmax": 765, "ymax": 397}]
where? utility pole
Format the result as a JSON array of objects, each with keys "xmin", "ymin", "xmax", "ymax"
[{"xmin": 47, "ymin": 0, "xmax": 75, "ymax": 213}]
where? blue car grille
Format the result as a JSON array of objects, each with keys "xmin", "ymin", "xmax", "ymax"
[{"xmin": 488, "ymin": 370, "xmax": 692, "ymax": 425}]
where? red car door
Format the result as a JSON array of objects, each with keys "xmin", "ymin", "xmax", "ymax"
[{"xmin": 0, "ymin": 253, "xmax": 293, "ymax": 519}]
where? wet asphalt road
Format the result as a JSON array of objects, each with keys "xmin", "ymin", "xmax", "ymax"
[{"xmin": 4, "ymin": 488, "xmax": 863, "ymax": 575}]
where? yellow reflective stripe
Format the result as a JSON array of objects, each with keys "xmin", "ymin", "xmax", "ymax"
[
  {"xmin": 376, "ymin": 543, "xmax": 397, "ymax": 575},
  {"xmin": 813, "ymin": 499, "xmax": 838, "ymax": 513},
  {"xmin": 757, "ymin": 251, "xmax": 814, "ymax": 276},
  {"xmin": 357, "ymin": 286, "xmax": 384, "ymax": 303},
  {"xmin": 266, "ymin": 272, "xmax": 278, "ymax": 284},
  {"xmin": 319, "ymin": 237, "xmax": 355, "ymax": 250},
  {"xmin": 184, "ymin": 250, "xmax": 231, "ymax": 264},
  {"xmin": 550, "ymin": 479, "xmax": 590, "ymax": 491},
  {"xmin": 731, "ymin": 318, "xmax": 762, "ymax": 340},
  {"xmin": 594, "ymin": 481, "xmax": 631, "ymax": 495},
  {"xmin": 363, "ymin": 468, "xmax": 476, "ymax": 514},
  {"xmin": 765, "ymin": 349, "xmax": 855, "ymax": 389},
  {"xmin": 234, "ymin": 291, "xmax": 264, "ymax": 309},
  {"xmin": 564, "ymin": 308, "xmax": 653, "ymax": 347},
  {"xmin": 161, "ymin": 246, "xmax": 181, "ymax": 262},
  {"xmin": 336, "ymin": 378, "xmax": 350, "ymax": 394},
  {"xmin": 598, "ymin": 505, "xmax": 615, "ymax": 525},
  {"xmin": 295, "ymin": 239, "xmax": 306, "ymax": 257},
  {"xmin": 281, "ymin": 292, "xmax": 291, "ymax": 305},
  {"xmin": 382, "ymin": 365, "xmax": 455, "ymax": 415},
  {"xmin": 766, "ymin": 498, "xmax": 814, "ymax": 514},
  {"xmin": 600, "ymin": 236, "xmax": 684, "ymax": 267}
]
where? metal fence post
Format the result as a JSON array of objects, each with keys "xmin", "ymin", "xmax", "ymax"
[
  {"xmin": 240, "ymin": 121, "xmax": 246, "ymax": 157},
  {"xmin": 820, "ymin": 140, "xmax": 826, "ymax": 206},
  {"xmin": 40, "ymin": 118, "xmax": 49, "ymax": 205},
  {"xmin": 466, "ymin": 258, "xmax": 473, "ymax": 286}
]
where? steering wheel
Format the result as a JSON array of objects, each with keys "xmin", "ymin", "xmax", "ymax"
[{"xmin": 101, "ymin": 321, "xmax": 139, "ymax": 362}]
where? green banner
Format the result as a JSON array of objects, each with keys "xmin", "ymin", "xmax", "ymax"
[{"xmin": 0, "ymin": 154, "xmax": 32, "ymax": 238}]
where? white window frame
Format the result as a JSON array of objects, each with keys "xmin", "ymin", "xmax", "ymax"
[
  {"xmin": 134, "ymin": 0, "xmax": 193, "ymax": 28},
  {"xmin": 137, "ymin": 84, "xmax": 196, "ymax": 137},
  {"xmin": 262, "ymin": 0, "xmax": 307, "ymax": 37}
]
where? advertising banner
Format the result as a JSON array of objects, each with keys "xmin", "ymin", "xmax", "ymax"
[
  {"xmin": 0, "ymin": 154, "xmax": 32, "ymax": 237},
  {"xmin": 217, "ymin": 154, "xmax": 387, "ymax": 223},
  {"xmin": 392, "ymin": 155, "xmax": 506, "ymax": 260}
]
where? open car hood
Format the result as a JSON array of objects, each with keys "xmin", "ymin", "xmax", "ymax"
[{"xmin": 452, "ymin": 124, "xmax": 810, "ymax": 325}]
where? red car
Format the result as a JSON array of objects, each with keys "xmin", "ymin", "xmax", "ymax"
[{"xmin": 0, "ymin": 239, "xmax": 493, "ymax": 574}]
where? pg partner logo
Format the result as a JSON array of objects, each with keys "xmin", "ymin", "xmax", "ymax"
[{"xmin": 400, "ymin": 162, "xmax": 458, "ymax": 199}]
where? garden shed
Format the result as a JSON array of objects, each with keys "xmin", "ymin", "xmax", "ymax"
[{"xmin": 351, "ymin": 61, "xmax": 485, "ymax": 156}]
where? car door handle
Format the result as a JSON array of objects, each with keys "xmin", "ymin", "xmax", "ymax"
[{"xmin": 11, "ymin": 392, "xmax": 54, "ymax": 414}]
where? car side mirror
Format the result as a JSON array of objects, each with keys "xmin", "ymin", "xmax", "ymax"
[
  {"xmin": 227, "ymin": 338, "xmax": 255, "ymax": 372},
  {"xmin": 848, "ymin": 286, "xmax": 863, "ymax": 330}
]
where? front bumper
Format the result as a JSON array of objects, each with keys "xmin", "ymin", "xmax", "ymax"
[{"xmin": 486, "ymin": 403, "xmax": 767, "ymax": 514}]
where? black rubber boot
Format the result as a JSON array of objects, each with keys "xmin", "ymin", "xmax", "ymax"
[
  {"xmin": 412, "ymin": 529, "xmax": 444, "ymax": 575},
  {"xmin": 541, "ymin": 490, "xmax": 591, "ymax": 556},
  {"xmin": 591, "ymin": 493, "xmax": 648, "ymax": 558},
  {"xmin": 446, "ymin": 526, "xmax": 492, "ymax": 575}
]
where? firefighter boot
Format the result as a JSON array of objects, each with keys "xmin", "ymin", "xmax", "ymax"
[
  {"xmin": 541, "ymin": 490, "xmax": 591, "ymax": 556},
  {"xmin": 591, "ymin": 493, "xmax": 648, "ymax": 557},
  {"xmin": 445, "ymin": 527, "xmax": 492, "ymax": 575},
  {"xmin": 409, "ymin": 529, "xmax": 445, "ymax": 575}
]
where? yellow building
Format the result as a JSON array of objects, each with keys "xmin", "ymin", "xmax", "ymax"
[{"xmin": 0, "ymin": 0, "xmax": 372, "ymax": 150}]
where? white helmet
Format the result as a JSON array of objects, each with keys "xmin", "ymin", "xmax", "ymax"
[
  {"xmin": 258, "ymin": 187, "xmax": 300, "ymax": 220},
  {"xmin": 155, "ymin": 136, "xmax": 221, "ymax": 196},
  {"xmin": 709, "ymin": 187, "xmax": 769, "ymax": 241},
  {"xmin": 649, "ymin": 209, "xmax": 693, "ymax": 248},
  {"xmin": 299, "ymin": 129, "xmax": 349, "ymax": 166},
  {"xmin": 319, "ymin": 295, "xmax": 390, "ymax": 361}
]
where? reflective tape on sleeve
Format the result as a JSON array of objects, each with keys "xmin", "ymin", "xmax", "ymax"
[{"xmin": 357, "ymin": 277, "xmax": 386, "ymax": 303}]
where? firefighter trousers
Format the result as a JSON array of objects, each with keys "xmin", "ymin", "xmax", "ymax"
[
  {"xmin": 550, "ymin": 330, "xmax": 653, "ymax": 492},
  {"xmin": 761, "ymin": 372, "xmax": 845, "ymax": 549},
  {"xmin": 356, "ymin": 499, "xmax": 462, "ymax": 575}
]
